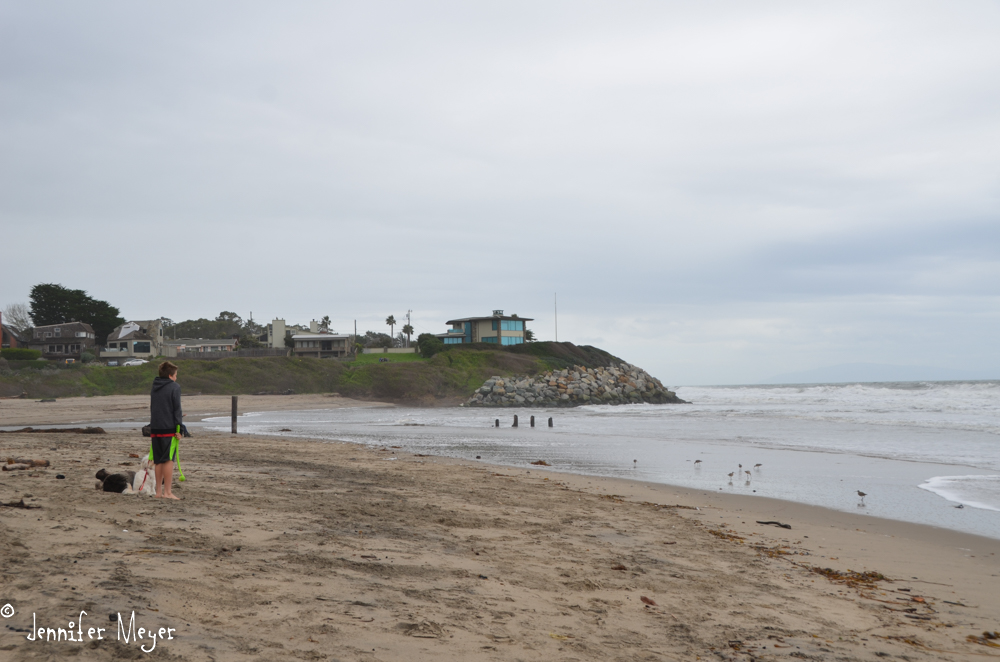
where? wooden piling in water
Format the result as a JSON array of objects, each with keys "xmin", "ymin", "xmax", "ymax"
[
  {"xmin": 548, "ymin": 417, "xmax": 553, "ymax": 428},
  {"xmin": 513, "ymin": 415, "xmax": 518, "ymax": 428},
  {"xmin": 232, "ymin": 396, "xmax": 238, "ymax": 434},
  {"xmin": 530, "ymin": 415, "xmax": 535, "ymax": 427}
]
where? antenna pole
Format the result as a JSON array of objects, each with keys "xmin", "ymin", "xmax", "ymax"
[{"xmin": 554, "ymin": 293, "xmax": 558, "ymax": 342}]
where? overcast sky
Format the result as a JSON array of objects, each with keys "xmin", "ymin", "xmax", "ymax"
[{"xmin": 2, "ymin": 2, "xmax": 998, "ymax": 384}]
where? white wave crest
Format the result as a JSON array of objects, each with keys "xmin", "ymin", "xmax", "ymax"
[{"xmin": 918, "ymin": 475, "xmax": 1000, "ymax": 512}]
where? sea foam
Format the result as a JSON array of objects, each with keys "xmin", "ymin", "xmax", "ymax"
[{"xmin": 918, "ymin": 475, "xmax": 1000, "ymax": 512}]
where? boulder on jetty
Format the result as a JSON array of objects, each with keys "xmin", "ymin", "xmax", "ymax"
[{"xmin": 467, "ymin": 362, "xmax": 685, "ymax": 407}]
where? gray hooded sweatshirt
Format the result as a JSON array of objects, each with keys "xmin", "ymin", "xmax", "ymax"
[{"xmin": 150, "ymin": 376, "xmax": 183, "ymax": 433}]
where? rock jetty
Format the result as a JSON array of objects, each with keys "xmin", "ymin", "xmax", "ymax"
[{"xmin": 467, "ymin": 362, "xmax": 684, "ymax": 407}]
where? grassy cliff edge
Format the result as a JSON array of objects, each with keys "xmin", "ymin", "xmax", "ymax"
[{"xmin": 0, "ymin": 343, "xmax": 642, "ymax": 405}]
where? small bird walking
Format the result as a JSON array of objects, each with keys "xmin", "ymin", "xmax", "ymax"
[
  {"xmin": 727, "ymin": 472, "xmax": 735, "ymax": 482},
  {"xmin": 694, "ymin": 459, "xmax": 702, "ymax": 466},
  {"xmin": 745, "ymin": 470, "xmax": 752, "ymax": 481},
  {"xmin": 754, "ymin": 463, "xmax": 762, "ymax": 469},
  {"xmin": 857, "ymin": 490, "xmax": 867, "ymax": 504}
]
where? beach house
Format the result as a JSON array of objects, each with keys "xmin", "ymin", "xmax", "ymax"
[
  {"xmin": 436, "ymin": 310, "xmax": 532, "ymax": 346},
  {"xmin": 100, "ymin": 320, "xmax": 166, "ymax": 363},
  {"xmin": 164, "ymin": 338, "xmax": 239, "ymax": 356},
  {"xmin": 25, "ymin": 322, "xmax": 97, "ymax": 360},
  {"xmin": 290, "ymin": 332, "xmax": 351, "ymax": 358},
  {"xmin": 1, "ymin": 321, "xmax": 25, "ymax": 349}
]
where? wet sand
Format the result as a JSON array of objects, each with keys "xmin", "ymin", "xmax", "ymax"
[
  {"xmin": 1, "ymin": 398, "xmax": 999, "ymax": 660},
  {"xmin": 0, "ymin": 393, "xmax": 389, "ymax": 427}
]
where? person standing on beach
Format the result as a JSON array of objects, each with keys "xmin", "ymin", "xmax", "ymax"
[{"xmin": 150, "ymin": 361, "xmax": 183, "ymax": 500}]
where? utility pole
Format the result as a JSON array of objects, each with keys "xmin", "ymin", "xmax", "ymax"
[
  {"xmin": 406, "ymin": 310, "xmax": 412, "ymax": 347},
  {"xmin": 354, "ymin": 319, "xmax": 357, "ymax": 356},
  {"xmin": 554, "ymin": 293, "xmax": 558, "ymax": 342}
]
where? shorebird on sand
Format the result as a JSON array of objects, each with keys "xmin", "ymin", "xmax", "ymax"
[
  {"xmin": 745, "ymin": 470, "xmax": 752, "ymax": 481},
  {"xmin": 857, "ymin": 490, "xmax": 867, "ymax": 504},
  {"xmin": 754, "ymin": 463, "xmax": 762, "ymax": 469},
  {"xmin": 727, "ymin": 472, "xmax": 735, "ymax": 482},
  {"xmin": 694, "ymin": 460, "xmax": 702, "ymax": 467}
]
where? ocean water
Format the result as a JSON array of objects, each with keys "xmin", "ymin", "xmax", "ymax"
[{"xmin": 199, "ymin": 380, "xmax": 1000, "ymax": 540}]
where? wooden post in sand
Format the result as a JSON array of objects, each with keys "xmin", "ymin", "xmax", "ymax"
[
  {"xmin": 548, "ymin": 417, "xmax": 553, "ymax": 428},
  {"xmin": 495, "ymin": 419, "xmax": 499, "ymax": 428},
  {"xmin": 512, "ymin": 415, "xmax": 518, "ymax": 428},
  {"xmin": 232, "ymin": 396, "xmax": 238, "ymax": 434},
  {"xmin": 530, "ymin": 415, "xmax": 535, "ymax": 427}
]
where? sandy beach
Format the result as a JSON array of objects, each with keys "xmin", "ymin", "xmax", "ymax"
[
  {"xmin": 1, "ymin": 396, "xmax": 999, "ymax": 661},
  {"xmin": 0, "ymin": 393, "xmax": 390, "ymax": 427}
]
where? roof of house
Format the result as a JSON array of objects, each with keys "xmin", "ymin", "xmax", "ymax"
[
  {"xmin": 164, "ymin": 338, "xmax": 238, "ymax": 346},
  {"xmin": 107, "ymin": 320, "xmax": 162, "ymax": 342},
  {"xmin": 446, "ymin": 314, "xmax": 533, "ymax": 325},
  {"xmin": 29, "ymin": 321, "xmax": 95, "ymax": 333},
  {"xmin": 291, "ymin": 333, "xmax": 350, "ymax": 340},
  {"xmin": 1, "ymin": 323, "xmax": 27, "ymax": 342}
]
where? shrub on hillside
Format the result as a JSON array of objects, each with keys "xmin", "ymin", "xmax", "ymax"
[
  {"xmin": 1, "ymin": 348, "xmax": 42, "ymax": 360},
  {"xmin": 416, "ymin": 333, "xmax": 444, "ymax": 359},
  {"xmin": 81, "ymin": 351, "xmax": 96, "ymax": 363}
]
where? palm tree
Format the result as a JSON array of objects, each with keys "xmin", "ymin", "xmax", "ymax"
[
  {"xmin": 386, "ymin": 315, "xmax": 396, "ymax": 340},
  {"xmin": 402, "ymin": 324, "xmax": 414, "ymax": 347}
]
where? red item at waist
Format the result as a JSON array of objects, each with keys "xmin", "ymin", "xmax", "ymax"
[{"xmin": 150, "ymin": 433, "xmax": 177, "ymax": 438}]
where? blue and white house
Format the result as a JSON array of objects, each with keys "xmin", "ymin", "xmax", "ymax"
[{"xmin": 436, "ymin": 310, "xmax": 532, "ymax": 346}]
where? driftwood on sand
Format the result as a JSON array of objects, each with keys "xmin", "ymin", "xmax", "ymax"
[
  {"xmin": 3, "ymin": 458, "xmax": 50, "ymax": 470},
  {"xmin": 0, "ymin": 427, "xmax": 106, "ymax": 434}
]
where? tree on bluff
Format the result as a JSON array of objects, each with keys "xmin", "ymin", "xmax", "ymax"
[
  {"xmin": 2, "ymin": 303, "xmax": 32, "ymax": 333},
  {"xmin": 359, "ymin": 331, "xmax": 393, "ymax": 348},
  {"xmin": 29, "ymin": 283, "xmax": 124, "ymax": 342},
  {"xmin": 171, "ymin": 314, "xmax": 249, "ymax": 339},
  {"xmin": 416, "ymin": 333, "xmax": 443, "ymax": 358}
]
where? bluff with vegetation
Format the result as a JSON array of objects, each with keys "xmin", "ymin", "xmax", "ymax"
[{"xmin": 0, "ymin": 342, "xmax": 682, "ymax": 407}]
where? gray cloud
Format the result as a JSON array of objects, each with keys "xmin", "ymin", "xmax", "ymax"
[{"xmin": 2, "ymin": 1, "xmax": 998, "ymax": 383}]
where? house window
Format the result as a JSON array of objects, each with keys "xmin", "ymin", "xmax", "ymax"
[
  {"xmin": 481, "ymin": 337, "xmax": 497, "ymax": 343},
  {"xmin": 492, "ymin": 320, "xmax": 498, "ymax": 331},
  {"xmin": 48, "ymin": 345, "xmax": 55, "ymax": 352},
  {"xmin": 133, "ymin": 341, "xmax": 151, "ymax": 353},
  {"xmin": 501, "ymin": 336, "xmax": 523, "ymax": 346},
  {"xmin": 45, "ymin": 332, "xmax": 52, "ymax": 338},
  {"xmin": 443, "ymin": 337, "xmax": 463, "ymax": 344},
  {"xmin": 54, "ymin": 328, "xmax": 61, "ymax": 336},
  {"xmin": 500, "ymin": 320, "xmax": 524, "ymax": 331}
]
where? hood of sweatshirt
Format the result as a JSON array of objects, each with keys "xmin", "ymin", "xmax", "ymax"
[{"xmin": 151, "ymin": 376, "xmax": 176, "ymax": 392}]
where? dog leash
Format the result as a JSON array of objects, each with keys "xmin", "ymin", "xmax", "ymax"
[{"xmin": 137, "ymin": 466, "xmax": 150, "ymax": 493}]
